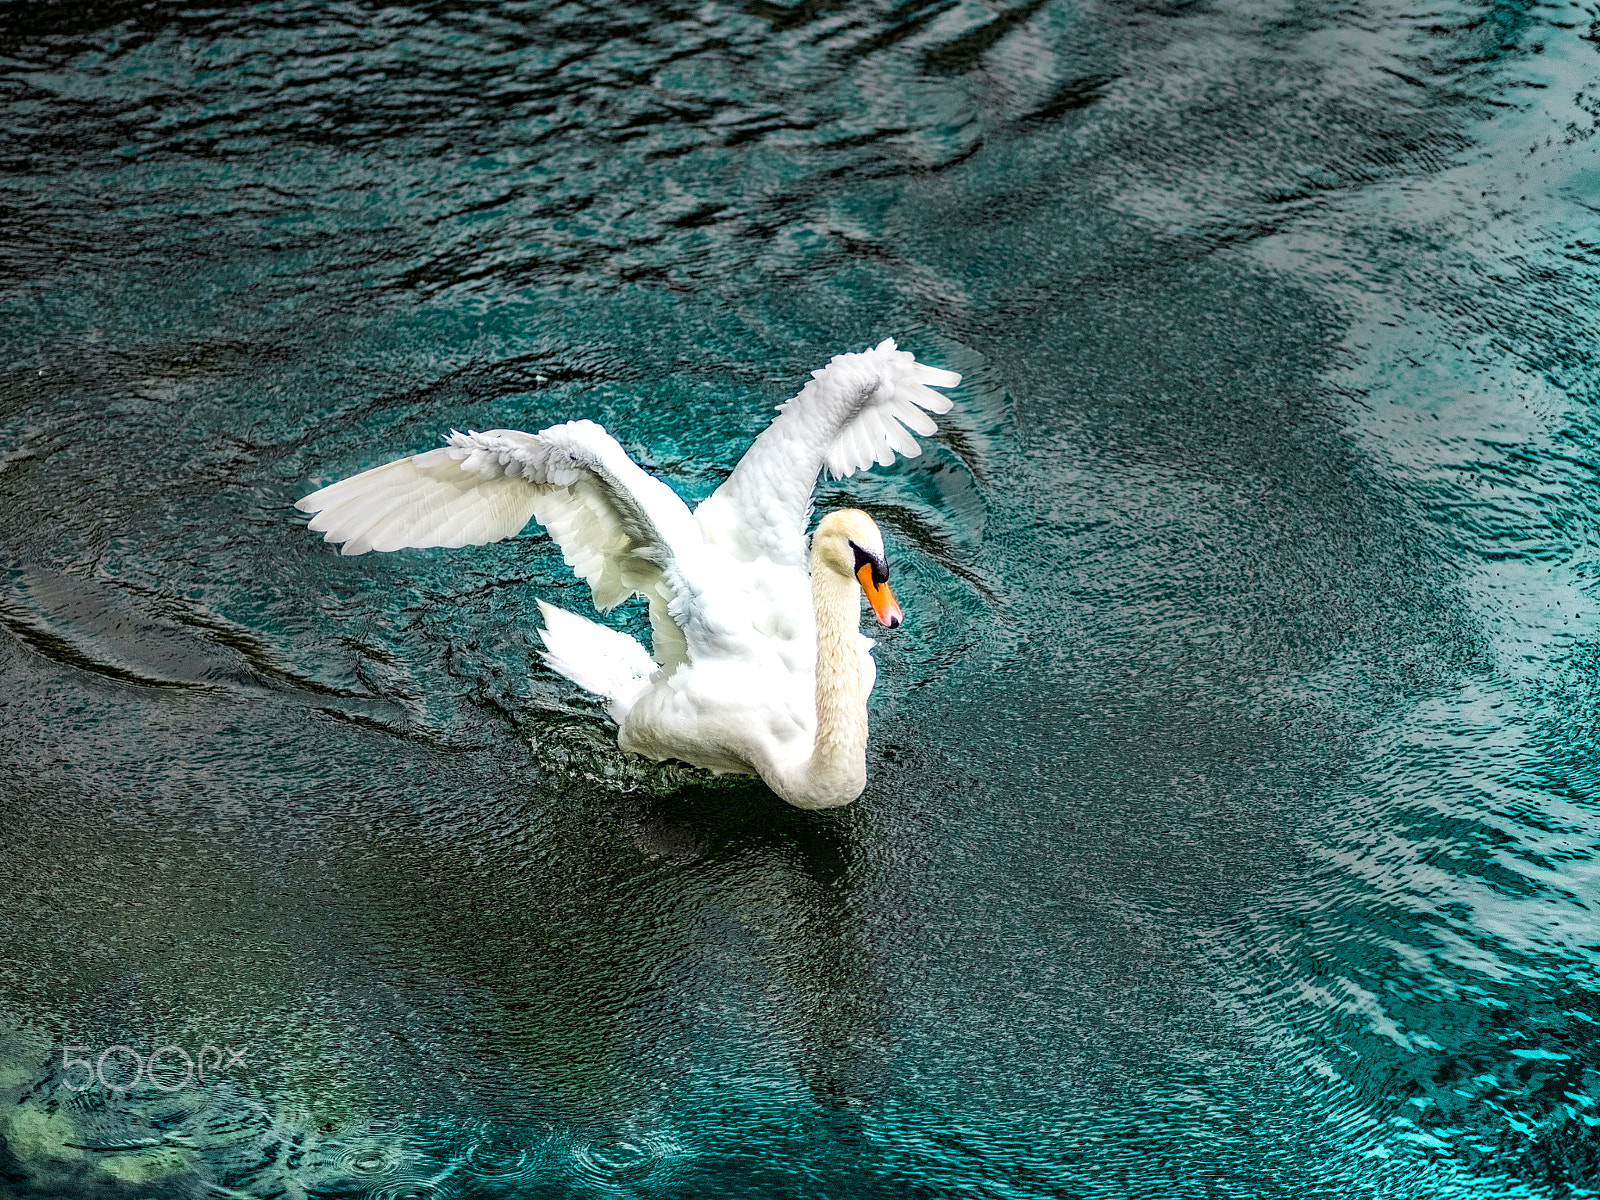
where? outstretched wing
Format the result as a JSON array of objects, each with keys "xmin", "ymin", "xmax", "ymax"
[
  {"xmin": 295, "ymin": 420, "xmax": 702, "ymax": 669},
  {"xmin": 694, "ymin": 338, "xmax": 960, "ymax": 567}
]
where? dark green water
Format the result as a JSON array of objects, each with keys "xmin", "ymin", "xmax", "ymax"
[{"xmin": 2, "ymin": 0, "xmax": 1598, "ymax": 1195}]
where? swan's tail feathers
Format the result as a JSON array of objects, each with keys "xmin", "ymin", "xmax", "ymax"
[{"xmin": 536, "ymin": 600, "xmax": 655, "ymax": 722}]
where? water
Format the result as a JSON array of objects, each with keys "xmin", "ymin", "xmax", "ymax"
[{"xmin": 1, "ymin": 0, "xmax": 1597, "ymax": 1195}]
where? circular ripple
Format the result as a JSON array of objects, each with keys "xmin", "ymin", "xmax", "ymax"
[
  {"xmin": 341, "ymin": 1146, "xmax": 399, "ymax": 1177},
  {"xmin": 460, "ymin": 1139, "xmax": 535, "ymax": 1182},
  {"xmin": 566, "ymin": 1130, "xmax": 674, "ymax": 1184},
  {"xmin": 577, "ymin": 1138, "xmax": 652, "ymax": 1177},
  {"xmin": 365, "ymin": 1180, "xmax": 445, "ymax": 1200}
]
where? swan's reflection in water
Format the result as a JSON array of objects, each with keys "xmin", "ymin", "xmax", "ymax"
[
  {"xmin": 0, "ymin": 768, "xmax": 894, "ymax": 1194},
  {"xmin": 623, "ymin": 784, "xmax": 893, "ymax": 1113}
]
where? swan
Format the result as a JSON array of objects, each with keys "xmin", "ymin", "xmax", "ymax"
[{"xmin": 295, "ymin": 338, "xmax": 961, "ymax": 808}]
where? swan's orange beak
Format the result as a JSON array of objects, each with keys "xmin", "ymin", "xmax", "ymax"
[{"xmin": 857, "ymin": 563, "xmax": 903, "ymax": 628}]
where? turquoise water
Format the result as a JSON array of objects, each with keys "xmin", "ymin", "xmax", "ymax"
[{"xmin": 1, "ymin": 0, "xmax": 1598, "ymax": 1195}]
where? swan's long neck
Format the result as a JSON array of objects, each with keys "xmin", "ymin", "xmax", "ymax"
[{"xmin": 776, "ymin": 552, "xmax": 870, "ymax": 809}]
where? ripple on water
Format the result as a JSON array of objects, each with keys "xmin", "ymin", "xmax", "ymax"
[
  {"xmin": 572, "ymin": 1137, "xmax": 653, "ymax": 1179},
  {"xmin": 340, "ymin": 1144, "xmax": 401, "ymax": 1177},
  {"xmin": 564, "ymin": 1127, "xmax": 678, "ymax": 1187},
  {"xmin": 459, "ymin": 1135, "xmax": 537, "ymax": 1183},
  {"xmin": 456, "ymin": 1125, "xmax": 679, "ymax": 1189},
  {"xmin": 364, "ymin": 1180, "xmax": 448, "ymax": 1200}
]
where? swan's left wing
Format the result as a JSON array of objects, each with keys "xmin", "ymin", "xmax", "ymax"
[
  {"xmin": 296, "ymin": 420, "xmax": 703, "ymax": 669},
  {"xmin": 694, "ymin": 338, "xmax": 960, "ymax": 566}
]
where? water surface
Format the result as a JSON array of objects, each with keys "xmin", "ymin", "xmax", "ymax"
[{"xmin": 1, "ymin": 0, "xmax": 1598, "ymax": 1196}]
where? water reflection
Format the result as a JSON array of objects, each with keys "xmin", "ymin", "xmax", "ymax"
[{"xmin": 0, "ymin": 766, "xmax": 907, "ymax": 1195}]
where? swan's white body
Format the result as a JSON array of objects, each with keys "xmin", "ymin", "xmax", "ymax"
[{"xmin": 296, "ymin": 339, "xmax": 959, "ymax": 808}]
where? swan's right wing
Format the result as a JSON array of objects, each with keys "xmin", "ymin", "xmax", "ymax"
[
  {"xmin": 695, "ymin": 338, "xmax": 960, "ymax": 566},
  {"xmin": 296, "ymin": 420, "xmax": 703, "ymax": 669}
]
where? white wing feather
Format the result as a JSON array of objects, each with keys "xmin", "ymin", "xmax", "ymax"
[
  {"xmin": 296, "ymin": 420, "xmax": 701, "ymax": 670},
  {"xmin": 295, "ymin": 340, "xmax": 956, "ymax": 673},
  {"xmin": 695, "ymin": 338, "xmax": 959, "ymax": 566},
  {"xmin": 296, "ymin": 450, "xmax": 542, "ymax": 556}
]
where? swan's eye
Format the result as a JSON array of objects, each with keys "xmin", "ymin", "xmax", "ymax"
[{"xmin": 849, "ymin": 540, "xmax": 888, "ymax": 584}]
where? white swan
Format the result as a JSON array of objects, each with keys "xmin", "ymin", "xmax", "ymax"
[{"xmin": 295, "ymin": 338, "xmax": 960, "ymax": 808}]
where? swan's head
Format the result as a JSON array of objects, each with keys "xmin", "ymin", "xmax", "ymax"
[{"xmin": 813, "ymin": 509, "xmax": 903, "ymax": 629}]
